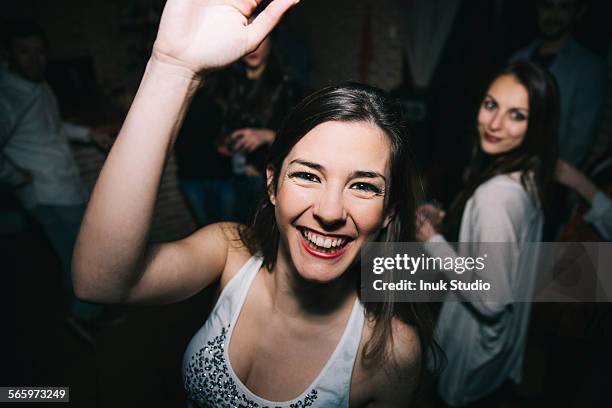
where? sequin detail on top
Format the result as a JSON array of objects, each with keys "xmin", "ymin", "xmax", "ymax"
[{"xmin": 184, "ymin": 324, "xmax": 319, "ymax": 408}]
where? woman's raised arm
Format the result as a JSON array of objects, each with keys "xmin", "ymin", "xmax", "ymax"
[{"xmin": 72, "ymin": 0, "xmax": 297, "ymax": 304}]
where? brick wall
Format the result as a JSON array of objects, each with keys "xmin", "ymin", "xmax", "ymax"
[
  {"xmin": 6, "ymin": 0, "xmax": 403, "ymax": 92},
  {"xmin": 72, "ymin": 144, "xmax": 197, "ymax": 242},
  {"xmin": 286, "ymin": 0, "xmax": 403, "ymax": 90}
]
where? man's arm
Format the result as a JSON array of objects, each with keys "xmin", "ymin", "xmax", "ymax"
[
  {"xmin": 0, "ymin": 97, "xmax": 31, "ymax": 187},
  {"xmin": 61, "ymin": 122, "xmax": 115, "ymax": 151},
  {"xmin": 0, "ymin": 155, "xmax": 30, "ymax": 187},
  {"xmin": 61, "ymin": 121, "xmax": 91, "ymax": 143}
]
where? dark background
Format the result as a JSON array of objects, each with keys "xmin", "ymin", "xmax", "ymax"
[{"xmin": 2, "ymin": 0, "xmax": 611, "ymax": 406}]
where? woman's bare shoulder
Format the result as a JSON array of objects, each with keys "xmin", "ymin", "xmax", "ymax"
[
  {"xmin": 214, "ymin": 222, "xmax": 258, "ymax": 288},
  {"xmin": 351, "ymin": 316, "xmax": 422, "ymax": 407},
  {"xmin": 366, "ymin": 316, "xmax": 421, "ymax": 371}
]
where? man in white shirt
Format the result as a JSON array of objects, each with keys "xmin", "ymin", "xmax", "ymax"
[{"xmin": 0, "ymin": 20, "xmax": 113, "ymax": 335}]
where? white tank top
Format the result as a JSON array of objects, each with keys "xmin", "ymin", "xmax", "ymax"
[{"xmin": 183, "ymin": 256, "xmax": 365, "ymax": 407}]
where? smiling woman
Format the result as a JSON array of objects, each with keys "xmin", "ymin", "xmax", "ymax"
[
  {"xmin": 469, "ymin": 63, "xmax": 558, "ymax": 212},
  {"xmin": 230, "ymin": 83, "xmax": 439, "ymax": 406},
  {"xmin": 270, "ymin": 120, "xmax": 390, "ymax": 279},
  {"xmin": 71, "ymin": 0, "xmax": 438, "ymax": 407},
  {"xmin": 416, "ymin": 62, "xmax": 560, "ymax": 405},
  {"xmin": 478, "ymin": 74, "xmax": 530, "ymax": 155}
]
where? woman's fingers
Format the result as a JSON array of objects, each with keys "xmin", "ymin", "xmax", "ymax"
[
  {"xmin": 230, "ymin": 128, "xmax": 248, "ymax": 140},
  {"xmin": 247, "ymin": 0, "xmax": 297, "ymax": 50},
  {"xmin": 232, "ymin": 0, "xmax": 264, "ymax": 16},
  {"xmin": 418, "ymin": 218, "xmax": 437, "ymax": 241},
  {"xmin": 234, "ymin": 138, "xmax": 247, "ymax": 151},
  {"xmin": 152, "ymin": 0, "xmax": 298, "ymax": 74},
  {"xmin": 418, "ymin": 205, "xmax": 443, "ymax": 219},
  {"xmin": 243, "ymin": 139, "xmax": 257, "ymax": 152},
  {"xmin": 416, "ymin": 205, "xmax": 445, "ymax": 231}
]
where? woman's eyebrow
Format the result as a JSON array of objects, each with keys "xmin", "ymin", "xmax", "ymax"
[
  {"xmin": 288, "ymin": 159, "xmax": 324, "ymax": 171},
  {"xmin": 289, "ymin": 159, "xmax": 386, "ymax": 182},
  {"xmin": 350, "ymin": 170, "xmax": 386, "ymax": 182}
]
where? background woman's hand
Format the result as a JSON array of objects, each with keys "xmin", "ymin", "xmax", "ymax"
[
  {"xmin": 416, "ymin": 204, "xmax": 444, "ymax": 242},
  {"xmin": 417, "ymin": 204, "xmax": 445, "ymax": 228},
  {"xmin": 151, "ymin": 0, "xmax": 297, "ymax": 75},
  {"xmin": 416, "ymin": 213, "xmax": 438, "ymax": 242}
]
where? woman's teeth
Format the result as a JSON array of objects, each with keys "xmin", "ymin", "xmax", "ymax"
[{"xmin": 303, "ymin": 229, "xmax": 348, "ymax": 249}]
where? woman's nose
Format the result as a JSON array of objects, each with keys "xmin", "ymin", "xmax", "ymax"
[
  {"xmin": 489, "ymin": 111, "xmax": 503, "ymax": 130},
  {"xmin": 313, "ymin": 185, "xmax": 347, "ymax": 228}
]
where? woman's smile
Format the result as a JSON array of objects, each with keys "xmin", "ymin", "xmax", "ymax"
[
  {"xmin": 271, "ymin": 120, "xmax": 392, "ymax": 282},
  {"xmin": 296, "ymin": 226, "xmax": 353, "ymax": 259},
  {"xmin": 483, "ymin": 132, "xmax": 503, "ymax": 144}
]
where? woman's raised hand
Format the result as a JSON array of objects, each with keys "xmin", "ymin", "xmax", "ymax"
[
  {"xmin": 73, "ymin": 0, "xmax": 298, "ymax": 305},
  {"xmin": 152, "ymin": 0, "xmax": 297, "ymax": 75}
]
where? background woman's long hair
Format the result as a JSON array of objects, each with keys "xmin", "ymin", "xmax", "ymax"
[
  {"xmin": 444, "ymin": 62, "xmax": 560, "ymax": 239},
  {"xmin": 238, "ymin": 82, "xmax": 444, "ymax": 393}
]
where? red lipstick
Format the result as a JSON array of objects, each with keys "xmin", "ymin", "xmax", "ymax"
[
  {"xmin": 297, "ymin": 229, "xmax": 350, "ymax": 260},
  {"xmin": 483, "ymin": 133, "xmax": 502, "ymax": 143}
]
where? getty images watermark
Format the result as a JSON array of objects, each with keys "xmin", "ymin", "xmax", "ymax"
[{"xmin": 361, "ymin": 242, "xmax": 612, "ymax": 302}]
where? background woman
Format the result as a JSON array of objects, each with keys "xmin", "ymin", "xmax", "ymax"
[
  {"xmin": 417, "ymin": 62, "xmax": 559, "ymax": 406},
  {"xmin": 72, "ymin": 0, "xmax": 437, "ymax": 406}
]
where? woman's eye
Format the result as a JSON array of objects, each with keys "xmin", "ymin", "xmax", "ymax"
[
  {"xmin": 288, "ymin": 171, "xmax": 320, "ymax": 183},
  {"xmin": 483, "ymin": 100, "xmax": 496, "ymax": 110},
  {"xmin": 350, "ymin": 182, "xmax": 383, "ymax": 195},
  {"xmin": 510, "ymin": 111, "xmax": 527, "ymax": 121}
]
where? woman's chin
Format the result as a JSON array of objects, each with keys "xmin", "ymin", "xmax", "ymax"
[
  {"xmin": 294, "ymin": 266, "xmax": 349, "ymax": 285},
  {"xmin": 480, "ymin": 142, "xmax": 505, "ymax": 156}
]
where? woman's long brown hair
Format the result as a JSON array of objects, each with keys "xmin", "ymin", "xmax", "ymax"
[
  {"xmin": 444, "ymin": 62, "xmax": 560, "ymax": 239},
  {"xmin": 239, "ymin": 83, "xmax": 445, "ymax": 396}
]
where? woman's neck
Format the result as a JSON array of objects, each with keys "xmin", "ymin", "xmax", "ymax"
[
  {"xmin": 265, "ymin": 254, "xmax": 357, "ymax": 322},
  {"xmin": 246, "ymin": 62, "xmax": 267, "ymax": 80}
]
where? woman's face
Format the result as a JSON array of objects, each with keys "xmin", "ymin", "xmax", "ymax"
[
  {"xmin": 242, "ymin": 36, "xmax": 271, "ymax": 69},
  {"xmin": 269, "ymin": 121, "xmax": 392, "ymax": 283},
  {"xmin": 478, "ymin": 74, "xmax": 529, "ymax": 155}
]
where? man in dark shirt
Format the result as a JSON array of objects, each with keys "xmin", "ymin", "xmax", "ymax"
[
  {"xmin": 174, "ymin": 34, "xmax": 302, "ymax": 226},
  {"xmin": 510, "ymin": 0, "xmax": 607, "ymax": 167}
]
